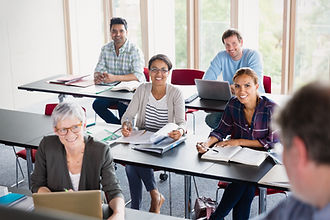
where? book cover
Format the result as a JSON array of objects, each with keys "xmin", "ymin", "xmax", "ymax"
[
  {"xmin": 0, "ymin": 193, "xmax": 26, "ymax": 206},
  {"xmin": 132, "ymin": 136, "xmax": 187, "ymax": 154}
]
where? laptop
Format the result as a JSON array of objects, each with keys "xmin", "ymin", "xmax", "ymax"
[
  {"xmin": 32, "ymin": 190, "xmax": 102, "ymax": 219},
  {"xmin": 195, "ymin": 79, "xmax": 232, "ymax": 101}
]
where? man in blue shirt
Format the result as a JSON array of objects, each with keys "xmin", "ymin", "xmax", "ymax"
[
  {"xmin": 203, "ymin": 29, "xmax": 264, "ymax": 129},
  {"xmin": 93, "ymin": 17, "xmax": 145, "ymax": 124},
  {"xmin": 257, "ymin": 82, "xmax": 330, "ymax": 220}
]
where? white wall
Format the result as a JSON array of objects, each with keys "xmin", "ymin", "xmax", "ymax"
[{"xmin": 0, "ymin": 0, "xmax": 105, "ymax": 110}]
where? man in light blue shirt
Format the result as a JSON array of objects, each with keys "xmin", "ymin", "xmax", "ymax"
[
  {"xmin": 255, "ymin": 82, "xmax": 330, "ymax": 220},
  {"xmin": 203, "ymin": 29, "xmax": 264, "ymax": 129},
  {"xmin": 93, "ymin": 17, "xmax": 145, "ymax": 124}
]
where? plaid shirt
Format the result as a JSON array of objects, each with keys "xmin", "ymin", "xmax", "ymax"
[
  {"xmin": 210, "ymin": 96, "xmax": 279, "ymax": 150},
  {"xmin": 94, "ymin": 39, "xmax": 145, "ymax": 82}
]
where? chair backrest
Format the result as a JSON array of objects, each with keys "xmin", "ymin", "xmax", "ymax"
[
  {"xmin": 171, "ymin": 69, "xmax": 204, "ymax": 85},
  {"xmin": 144, "ymin": 67, "xmax": 150, "ymax": 82},
  {"xmin": 263, "ymin": 75, "xmax": 271, "ymax": 94},
  {"xmin": 45, "ymin": 103, "xmax": 58, "ymax": 116}
]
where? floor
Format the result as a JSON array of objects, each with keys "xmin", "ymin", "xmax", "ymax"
[{"xmin": 0, "ymin": 95, "xmax": 287, "ymax": 219}]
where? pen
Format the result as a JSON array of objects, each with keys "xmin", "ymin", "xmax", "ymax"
[{"xmin": 212, "ymin": 149, "xmax": 219, "ymax": 153}]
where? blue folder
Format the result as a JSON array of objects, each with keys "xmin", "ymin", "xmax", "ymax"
[{"xmin": 0, "ymin": 193, "xmax": 26, "ymax": 206}]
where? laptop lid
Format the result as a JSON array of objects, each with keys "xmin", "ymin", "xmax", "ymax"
[
  {"xmin": 195, "ymin": 79, "xmax": 232, "ymax": 101},
  {"xmin": 32, "ymin": 190, "xmax": 102, "ymax": 219}
]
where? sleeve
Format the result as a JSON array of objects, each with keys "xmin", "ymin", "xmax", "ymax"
[
  {"xmin": 203, "ymin": 53, "xmax": 223, "ymax": 80},
  {"xmin": 257, "ymin": 106, "xmax": 280, "ymax": 150},
  {"xmin": 31, "ymin": 137, "xmax": 48, "ymax": 193},
  {"xmin": 173, "ymin": 88, "xmax": 187, "ymax": 132},
  {"xmin": 101, "ymin": 147, "xmax": 124, "ymax": 202},
  {"xmin": 121, "ymin": 84, "xmax": 144, "ymax": 125},
  {"xmin": 209, "ymin": 104, "xmax": 233, "ymax": 141},
  {"xmin": 94, "ymin": 46, "xmax": 107, "ymax": 73},
  {"xmin": 246, "ymin": 50, "xmax": 264, "ymax": 93},
  {"xmin": 130, "ymin": 46, "xmax": 145, "ymax": 82}
]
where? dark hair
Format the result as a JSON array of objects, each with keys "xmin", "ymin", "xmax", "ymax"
[
  {"xmin": 110, "ymin": 17, "xmax": 128, "ymax": 30},
  {"xmin": 222, "ymin": 29, "xmax": 243, "ymax": 44},
  {"xmin": 275, "ymin": 81, "xmax": 330, "ymax": 165},
  {"xmin": 148, "ymin": 54, "xmax": 173, "ymax": 71},
  {"xmin": 233, "ymin": 67, "xmax": 258, "ymax": 85}
]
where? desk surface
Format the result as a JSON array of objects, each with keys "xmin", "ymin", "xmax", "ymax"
[
  {"xmin": 18, "ymin": 75, "xmax": 231, "ymax": 112},
  {"xmin": 0, "ymin": 108, "xmax": 53, "ymax": 148}
]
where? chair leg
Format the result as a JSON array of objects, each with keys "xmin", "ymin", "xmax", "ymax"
[
  {"xmin": 169, "ymin": 172, "xmax": 172, "ymax": 215},
  {"xmin": 11, "ymin": 147, "xmax": 25, "ymax": 188},
  {"xmin": 258, "ymin": 187, "xmax": 267, "ymax": 214}
]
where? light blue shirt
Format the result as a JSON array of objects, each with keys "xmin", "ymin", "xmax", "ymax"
[
  {"xmin": 255, "ymin": 196, "xmax": 330, "ymax": 220},
  {"xmin": 94, "ymin": 39, "xmax": 145, "ymax": 82},
  {"xmin": 203, "ymin": 48, "xmax": 264, "ymax": 93}
]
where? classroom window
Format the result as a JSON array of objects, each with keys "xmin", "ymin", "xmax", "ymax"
[
  {"xmin": 199, "ymin": 0, "xmax": 230, "ymax": 71},
  {"xmin": 293, "ymin": 0, "xmax": 330, "ymax": 90},
  {"xmin": 175, "ymin": 0, "xmax": 187, "ymax": 68},
  {"xmin": 112, "ymin": 0, "xmax": 142, "ymax": 49}
]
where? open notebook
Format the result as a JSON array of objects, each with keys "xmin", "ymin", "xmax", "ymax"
[{"xmin": 201, "ymin": 146, "xmax": 268, "ymax": 167}]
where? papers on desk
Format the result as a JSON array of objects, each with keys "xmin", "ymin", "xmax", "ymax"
[
  {"xmin": 258, "ymin": 164, "xmax": 290, "ymax": 189},
  {"xmin": 116, "ymin": 123, "xmax": 186, "ymax": 154},
  {"xmin": 86, "ymin": 124, "xmax": 121, "ymax": 144},
  {"xmin": 48, "ymin": 74, "xmax": 94, "ymax": 88},
  {"xmin": 110, "ymin": 80, "xmax": 141, "ymax": 92},
  {"xmin": 201, "ymin": 146, "xmax": 268, "ymax": 167}
]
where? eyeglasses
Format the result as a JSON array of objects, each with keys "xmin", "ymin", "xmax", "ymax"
[
  {"xmin": 150, "ymin": 68, "xmax": 169, "ymax": 74},
  {"xmin": 56, "ymin": 122, "xmax": 83, "ymax": 136}
]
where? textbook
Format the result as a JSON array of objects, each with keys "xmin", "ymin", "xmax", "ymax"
[
  {"xmin": 0, "ymin": 193, "xmax": 26, "ymax": 206},
  {"xmin": 131, "ymin": 136, "xmax": 186, "ymax": 154},
  {"xmin": 110, "ymin": 80, "xmax": 141, "ymax": 92},
  {"xmin": 201, "ymin": 146, "xmax": 268, "ymax": 167},
  {"xmin": 48, "ymin": 74, "xmax": 94, "ymax": 87}
]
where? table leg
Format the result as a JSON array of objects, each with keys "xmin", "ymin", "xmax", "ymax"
[
  {"xmin": 58, "ymin": 94, "xmax": 66, "ymax": 102},
  {"xmin": 184, "ymin": 175, "xmax": 191, "ymax": 219},
  {"xmin": 25, "ymin": 148, "xmax": 33, "ymax": 189},
  {"xmin": 258, "ymin": 187, "xmax": 267, "ymax": 214}
]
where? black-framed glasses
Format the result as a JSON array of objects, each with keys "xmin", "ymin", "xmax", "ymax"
[
  {"xmin": 56, "ymin": 122, "xmax": 83, "ymax": 136},
  {"xmin": 150, "ymin": 68, "xmax": 169, "ymax": 74}
]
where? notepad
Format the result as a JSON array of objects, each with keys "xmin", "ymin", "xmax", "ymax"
[
  {"xmin": 201, "ymin": 146, "xmax": 268, "ymax": 167},
  {"xmin": 258, "ymin": 164, "xmax": 290, "ymax": 188},
  {"xmin": 131, "ymin": 136, "xmax": 186, "ymax": 154},
  {"xmin": 110, "ymin": 80, "xmax": 141, "ymax": 92},
  {"xmin": 0, "ymin": 193, "xmax": 26, "ymax": 206}
]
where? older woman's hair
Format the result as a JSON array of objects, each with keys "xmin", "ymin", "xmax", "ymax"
[
  {"xmin": 51, "ymin": 102, "xmax": 86, "ymax": 127},
  {"xmin": 148, "ymin": 54, "xmax": 173, "ymax": 71},
  {"xmin": 233, "ymin": 67, "xmax": 258, "ymax": 85}
]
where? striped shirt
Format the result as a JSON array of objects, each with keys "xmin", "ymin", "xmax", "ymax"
[
  {"xmin": 145, "ymin": 94, "xmax": 168, "ymax": 132},
  {"xmin": 210, "ymin": 96, "xmax": 279, "ymax": 150},
  {"xmin": 94, "ymin": 39, "xmax": 145, "ymax": 82}
]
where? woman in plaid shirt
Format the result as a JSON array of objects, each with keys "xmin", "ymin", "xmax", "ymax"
[{"xmin": 196, "ymin": 67, "xmax": 279, "ymax": 220}]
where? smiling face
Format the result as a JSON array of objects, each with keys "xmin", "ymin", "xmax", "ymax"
[
  {"xmin": 224, "ymin": 35, "xmax": 243, "ymax": 61},
  {"xmin": 234, "ymin": 73, "xmax": 259, "ymax": 105},
  {"xmin": 54, "ymin": 116, "xmax": 85, "ymax": 149},
  {"xmin": 149, "ymin": 59, "xmax": 169, "ymax": 87},
  {"xmin": 110, "ymin": 24, "xmax": 127, "ymax": 48}
]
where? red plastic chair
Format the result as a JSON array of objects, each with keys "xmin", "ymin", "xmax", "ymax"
[
  {"xmin": 215, "ymin": 181, "xmax": 287, "ymax": 213},
  {"xmin": 171, "ymin": 69, "xmax": 205, "ymax": 134},
  {"xmin": 263, "ymin": 75, "xmax": 271, "ymax": 94},
  {"xmin": 13, "ymin": 103, "xmax": 58, "ymax": 187}
]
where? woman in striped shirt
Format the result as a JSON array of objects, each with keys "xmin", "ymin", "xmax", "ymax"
[
  {"xmin": 196, "ymin": 67, "xmax": 279, "ymax": 220},
  {"xmin": 121, "ymin": 54, "xmax": 186, "ymax": 213}
]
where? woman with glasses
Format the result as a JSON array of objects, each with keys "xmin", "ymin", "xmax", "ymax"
[
  {"xmin": 121, "ymin": 54, "xmax": 186, "ymax": 213},
  {"xmin": 31, "ymin": 102, "xmax": 125, "ymax": 220},
  {"xmin": 196, "ymin": 67, "xmax": 279, "ymax": 220}
]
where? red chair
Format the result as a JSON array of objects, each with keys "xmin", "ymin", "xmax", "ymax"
[
  {"xmin": 215, "ymin": 181, "xmax": 287, "ymax": 214},
  {"xmin": 13, "ymin": 103, "xmax": 58, "ymax": 187},
  {"xmin": 171, "ymin": 69, "xmax": 205, "ymax": 134},
  {"xmin": 263, "ymin": 75, "xmax": 271, "ymax": 94}
]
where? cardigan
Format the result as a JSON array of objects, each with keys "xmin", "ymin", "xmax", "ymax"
[
  {"xmin": 31, "ymin": 135, "xmax": 123, "ymax": 202},
  {"xmin": 121, "ymin": 82, "xmax": 186, "ymax": 132}
]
